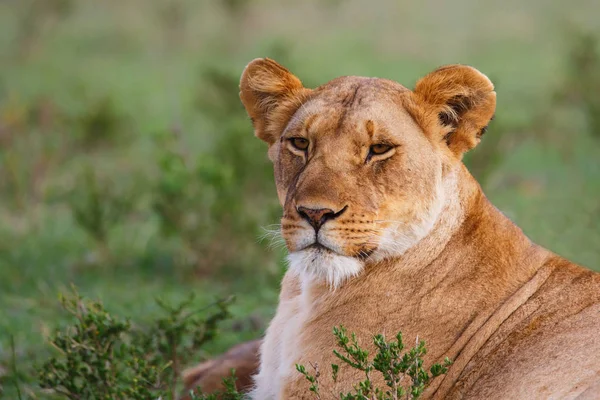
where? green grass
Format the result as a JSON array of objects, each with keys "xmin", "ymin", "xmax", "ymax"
[{"xmin": 1, "ymin": 0, "xmax": 599, "ymax": 398}]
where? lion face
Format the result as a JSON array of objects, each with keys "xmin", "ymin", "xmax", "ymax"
[
  {"xmin": 272, "ymin": 82, "xmax": 446, "ymax": 286},
  {"xmin": 240, "ymin": 59, "xmax": 496, "ymax": 287}
]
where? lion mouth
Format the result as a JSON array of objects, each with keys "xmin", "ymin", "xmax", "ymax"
[
  {"xmin": 305, "ymin": 242, "xmax": 334, "ymax": 253},
  {"xmin": 301, "ymin": 242, "xmax": 374, "ymax": 260},
  {"xmin": 294, "ymin": 241, "xmax": 344, "ymax": 257}
]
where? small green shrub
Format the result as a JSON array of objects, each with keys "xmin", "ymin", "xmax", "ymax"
[
  {"xmin": 0, "ymin": 96, "xmax": 69, "ymax": 210},
  {"xmin": 66, "ymin": 167, "xmax": 134, "ymax": 260},
  {"xmin": 296, "ymin": 325, "xmax": 451, "ymax": 400},
  {"xmin": 75, "ymin": 96, "xmax": 127, "ymax": 148},
  {"xmin": 37, "ymin": 287, "xmax": 233, "ymax": 400},
  {"xmin": 151, "ymin": 130, "xmax": 239, "ymax": 272},
  {"xmin": 555, "ymin": 31, "xmax": 600, "ymax": 139}
]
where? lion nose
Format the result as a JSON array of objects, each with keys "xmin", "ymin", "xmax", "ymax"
[{"xmin": 297, "ymin": 206, "xmax": 345, "ymax": 231}]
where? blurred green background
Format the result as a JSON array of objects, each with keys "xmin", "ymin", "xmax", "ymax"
[{"xmin": 0, "ymin": 0, "xmax": 599, "ymax": 397}]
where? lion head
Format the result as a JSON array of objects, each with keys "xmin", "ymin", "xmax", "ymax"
[{"xmin": 240, "ymin": 59, "xmax": 496, "ymax": 288}]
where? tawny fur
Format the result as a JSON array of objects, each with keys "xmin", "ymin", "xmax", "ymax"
[{"xmin": 187, "ymin": 59, "xmax": 600, "ymax": 399}]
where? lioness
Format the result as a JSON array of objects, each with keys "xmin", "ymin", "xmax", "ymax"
[{"xmin": 186, "ymin": 59, "xmax": 600, "ymax": 399}]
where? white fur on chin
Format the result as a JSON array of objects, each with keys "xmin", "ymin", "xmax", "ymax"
[{"xmin": 287, "ymin": 247, "xmax": 363, "ymax": 289}]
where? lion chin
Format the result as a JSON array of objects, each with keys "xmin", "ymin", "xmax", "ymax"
[{"xmin": 287, "ymin": 246, "xmax": 363, "ymax": 289}]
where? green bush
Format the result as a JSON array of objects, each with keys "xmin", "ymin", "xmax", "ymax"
[
  {"xmin": 296, "ymin": 326, "xmax": 451, "ymax": 400},
  {"xmin": 555, "ymin": 31, "xmax": 600, "ymax": 139},
  {"xmin": 151, "ymin": 129, "xmax": 239, "ymax": 272},
  {"xmin": 35, "ymin": 288, "xmax": 233, "ymax": 400},
  {"xmin": 67, "ymin": 167, "xmax": 134, "ymax": 260}
]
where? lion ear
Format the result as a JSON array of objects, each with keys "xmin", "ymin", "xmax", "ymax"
[
  {"xmin": 409, "ymin": 64, "xmax": 496, "ymax": 157},
  {"xmin": 240, "ymin": 58, "xmax": 309, "ymax": 145}
]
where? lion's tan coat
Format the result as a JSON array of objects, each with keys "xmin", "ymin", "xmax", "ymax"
[{"xmin": 185, "ymin": 59, "xmax": 600, "ymax": 400}]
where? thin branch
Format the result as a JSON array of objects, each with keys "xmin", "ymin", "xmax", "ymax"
[{"xmin": 10, "ymin": 335, "xmax": 23, "ymax": 400}]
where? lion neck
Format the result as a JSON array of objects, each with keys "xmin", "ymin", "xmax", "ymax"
[{"xmin": 383, "ymin": 162, "xmax": 474, "ymax": 273}]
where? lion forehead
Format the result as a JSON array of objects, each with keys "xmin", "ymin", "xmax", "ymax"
[{"xmin": 286, "ymin": 79, "xmax": 417, "ymax": 139}]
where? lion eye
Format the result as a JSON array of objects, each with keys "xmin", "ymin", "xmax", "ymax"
[
  {"xmin": 290, "ymin": 137, "xmax": 309, "ymax": 151},
  {"xmin": 369, "ymin": 144, "xmax": 392, "ymax": 155}
]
